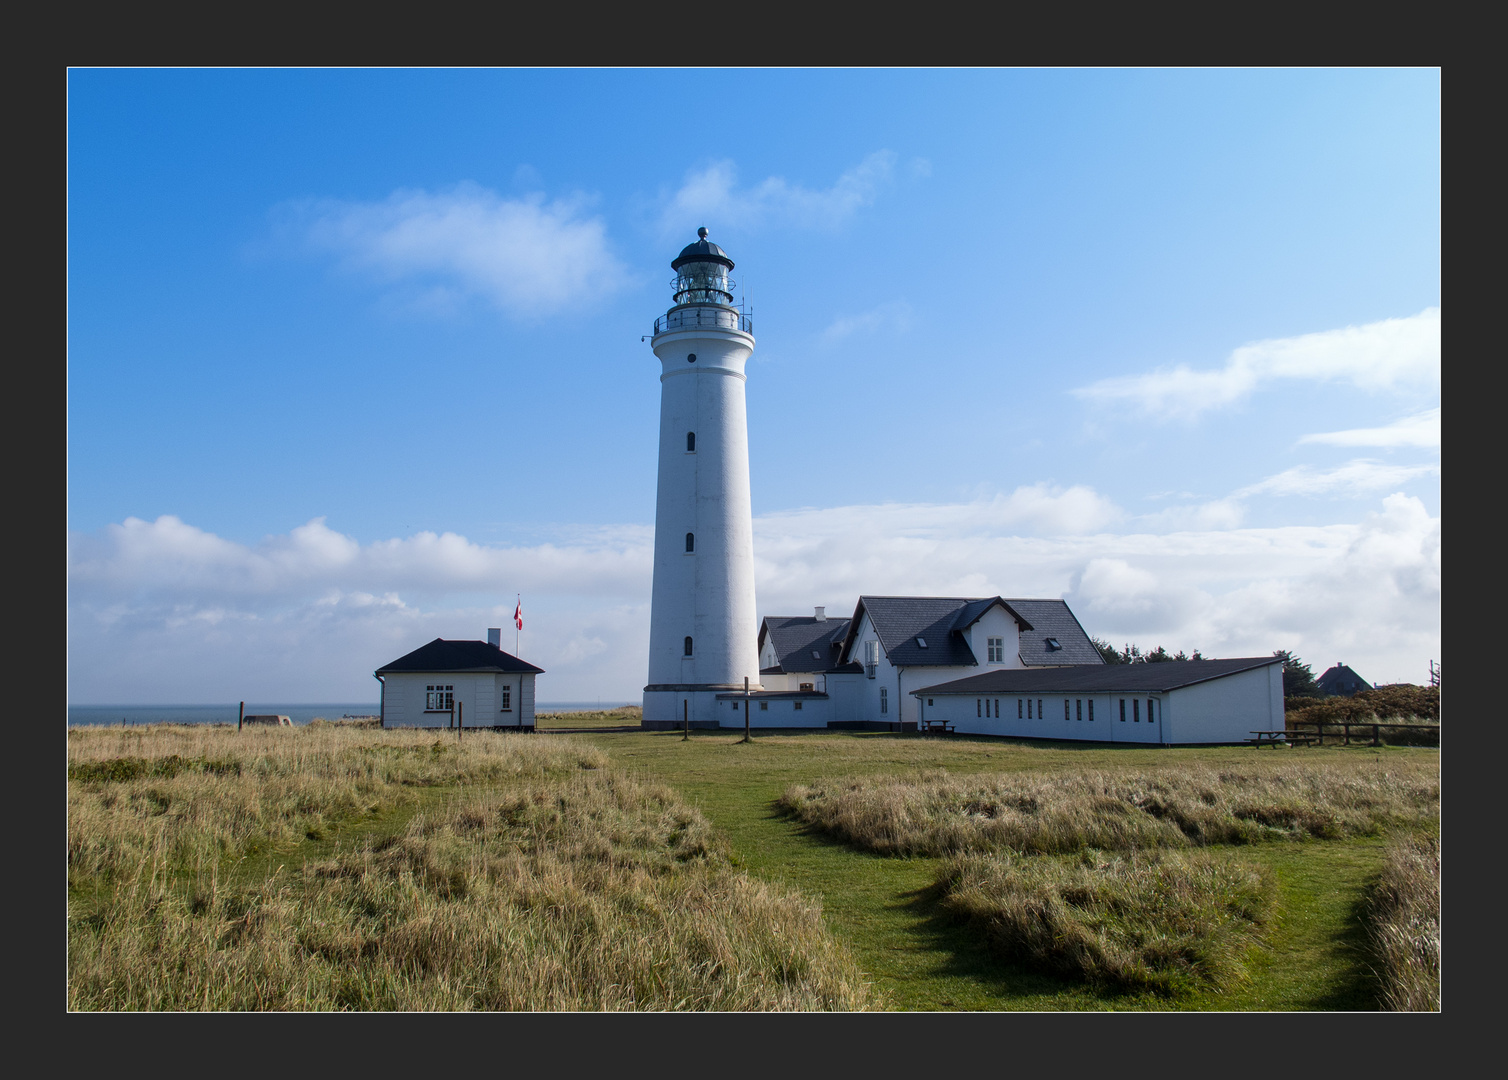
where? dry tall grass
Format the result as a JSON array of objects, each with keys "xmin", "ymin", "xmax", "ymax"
[
  {"xmin": 779, "ymin": 761, "xmax": 1439, "ymax": 858},
  {"xmin": 68, "ymin": 726, "xmax": 873, "ymax": 1011},
  {"xmin": 1367, "ymin": 830, "xmax": 1440, "ymax": 1011},
  {"xmin": 68, "ymin": 724, "xmax": 608, "ymax": 888},
  {"xmin": 939, "ymin": 849, "xmax": 1276, "ymax": 996}
]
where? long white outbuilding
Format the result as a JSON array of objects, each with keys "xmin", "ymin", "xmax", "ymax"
[{"xmin": 910, "ymin": 656, "xmax": 1284, "ymax": 745}]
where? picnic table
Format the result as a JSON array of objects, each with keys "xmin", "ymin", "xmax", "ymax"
[
  {"xmin": 921, "ymin": 720, "xmax": 956, "ymax": 734},
  {"xmin": 1248, "ymin": 730, "xmax": 1310, "ymax": 747}
]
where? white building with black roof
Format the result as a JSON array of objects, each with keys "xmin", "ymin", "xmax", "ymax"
[
  {"xmin": 909, "ymin": 656, "xmax": 1284, "ymax": 745},
  {"xmin": 718, "ymin": 594, "xmax": 1105, "ymax": 731},
  {"xmin": 375, "ymin": 630, "xmax": 543, "ymax": 730}
]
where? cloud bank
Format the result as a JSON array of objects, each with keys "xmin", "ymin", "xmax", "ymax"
[
  {"xmin": 1073, "ymin": 308, "xmax": 1440, "ymax": 419},
  {"xmin": 69, "ymin": 488, "xmax": 1439, "ymax": 703},
  {"xmin": 277, "ymin": 182, "xmax": 628, "ymax": 317}
]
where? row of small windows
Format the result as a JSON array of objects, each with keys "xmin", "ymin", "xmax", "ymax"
[
  {"xmin": 425, "ymin": 684, "xmax": 513, "ymax": 713},
  {"xmin": 731, "ymin": 700, "xmax": 801, "ymax": 711},
  {"xmin": 968, "ymin": 697, "xmax": 1158, "ymax": 722}
]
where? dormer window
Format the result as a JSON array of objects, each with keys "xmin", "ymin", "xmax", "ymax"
[
  {"xmin": 1045, "ymin": 638, "xmax": 1061, "ymax": 651},
  {"xmin": 916, "ymin": 637, "xmax": 928, "ymax": 648}
]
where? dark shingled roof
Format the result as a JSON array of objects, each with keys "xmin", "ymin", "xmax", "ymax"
[
  {"xmin": 376, "ymin": 638, "xmax": 544, "ymax": 675},
  {"xmin": 758, "ymin": 616, "xmax": 852, "ymax": 673},
  {"xmin": 1003, "ymin": 598, "xmax": 1105, "ymax": 666},
  {"xmin": 912, "ymin": 657, "xmax": 1279, "ymax": 696},
  {"xmin": 838, "ymin": 595, "xmax": 1101, "ymax": 669},
  {"xmin": 1316, "ymin": 664, "xmax": 1371, "ymax": 697}
]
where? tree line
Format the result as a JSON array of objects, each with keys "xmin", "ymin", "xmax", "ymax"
[{"xmin": 1091, "ymin": 640, "xmax": 1326, "ymax": 699}]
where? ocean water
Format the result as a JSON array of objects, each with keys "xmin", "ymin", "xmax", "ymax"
[
  {"xmin": 68, "ymin": 704, "xmax": 380, "ymax": 728},
  {"xmin": 67, "ymin": 701, "xmax": 640, "ymax": 727}
]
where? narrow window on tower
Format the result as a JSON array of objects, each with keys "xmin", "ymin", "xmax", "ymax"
[
  {"xmin": 684, "ymin": 636, "xmax": 694, "ymax": 656},
  {"xmin": 685, "ymin": 533, "xmax": 695, "ymax": 553},
  {"xmin": 686, "ymin": 432, "xmax": 696, "ymax": 452}
]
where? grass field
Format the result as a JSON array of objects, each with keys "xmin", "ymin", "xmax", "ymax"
[{"xmin": 67, "ymin": 723, "xmax": 1438, "ymax": 1011}]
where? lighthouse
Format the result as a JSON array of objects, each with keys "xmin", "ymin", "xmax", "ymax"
[{"xmin": 643, "ymin": 228, "xmax": 762, "ymax": 726}]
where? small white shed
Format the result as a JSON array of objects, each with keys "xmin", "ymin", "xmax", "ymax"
[
  {"xmin": 910, "ymin": 656, "xmax": 1284, "ymax": 745},
  {"xmin": 375, "ymin": 634, "xmax": 544, "ymax": 730}
]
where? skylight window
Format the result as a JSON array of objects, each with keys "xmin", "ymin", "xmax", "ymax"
[
  {"xmin": 812, "ymin": 650, "xmax": 822, "ymax": 659},
  {"xmin": 916, "ymin": 637, "xmax": 928, "ymax": 648},
  {"xmin": 1045, "ymin": 638, "xmax": 1061, "ymax": 651}
]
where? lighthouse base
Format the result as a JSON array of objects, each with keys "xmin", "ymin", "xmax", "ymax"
[{"xmin": 641, "ymin": 686, "xmax": 764, "ymax": 730}]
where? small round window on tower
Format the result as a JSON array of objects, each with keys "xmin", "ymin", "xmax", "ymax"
[{"xmin": 687, "ymin": 353, "xmax": 697, "ymax": 363}]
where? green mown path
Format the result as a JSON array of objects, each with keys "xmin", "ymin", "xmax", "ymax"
[{"xmin": 587, "ymin": 730, "xmax": 1395, "ymax": 1011}]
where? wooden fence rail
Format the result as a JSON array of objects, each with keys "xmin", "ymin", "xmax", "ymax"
[{"xmin": 1284, "ymin": 719, "xmax": 1440, "ymax": 747}]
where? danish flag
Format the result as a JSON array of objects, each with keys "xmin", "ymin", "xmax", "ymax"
[{"xmin": 513, "ymin": 598, "xmax": 523, "ymax": 631}]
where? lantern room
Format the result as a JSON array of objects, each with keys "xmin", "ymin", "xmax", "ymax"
[{"xmin": 670, "ymin": 227, "xmax": 736, "ymax": 307}]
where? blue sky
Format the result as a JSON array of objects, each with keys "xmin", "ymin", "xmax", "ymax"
[{"xmin": 67, "ymin": 69, "xmax": 1440, "ymax": 702}]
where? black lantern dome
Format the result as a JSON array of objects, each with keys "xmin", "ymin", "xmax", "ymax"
[{"xmin": 670, "ymin": 227, "xmax": 735, "ymax": 306}]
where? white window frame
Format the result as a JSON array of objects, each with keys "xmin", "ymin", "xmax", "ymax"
[
  {"xmin": 987, "ymin": 636, "xmax": 1004, "ymax": 663},
  {"xmin": 425, "ymin": 685, "xmax": 454, "ymax": 712}
]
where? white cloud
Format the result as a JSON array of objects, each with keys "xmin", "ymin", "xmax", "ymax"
[
  {"xmin": 69, "ymin": 489, "xmax": 1440, "ymax": 702},
  {"xmin": 1298, "ymin": 407, "xmax": 1440, "ymax": 448},
  {"xmin": 750, "ymin": 494, "xmax": 1438, "ymax": 683},
  {"xmin": 1233, "ymin": 459, "xmax": 1439, "ymax": 499},
  {"xmin": 659, "ymin": 152, "xmax": 899, "ymax": 235},
  {"xmin": 69, "ymin": 515, "xmax": 656, "ymax": 705},
  {"xmin": 277, "ymin": 182, "xmax": 629, "ymax": 317},
  {"xmin": 1073, "ymin": 308, "xmax": 1440, "ymax": 419},
  {"xmin": 820, "ymin": 300, "xmax": 913, "ymax": 342}
]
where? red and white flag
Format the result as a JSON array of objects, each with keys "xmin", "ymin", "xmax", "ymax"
[{"xmin": 514, "ymin": 598, "xmax": 523, "ymax": 631}]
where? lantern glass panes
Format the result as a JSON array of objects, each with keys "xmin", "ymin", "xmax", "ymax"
[{"xmin": 675, "ymin": 260, "xmax": 732, "ymax": 305}]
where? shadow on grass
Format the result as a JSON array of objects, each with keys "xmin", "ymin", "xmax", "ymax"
[
  {"xmin": 1306, "ymin": 885, "xmax": 1385, "ymax": 1010},
  {"xmin": 766, "ymin": 797, "xmax": 1117, "ymax": 1009}
]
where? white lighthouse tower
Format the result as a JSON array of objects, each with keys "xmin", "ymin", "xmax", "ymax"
[{"xmin": 643, "ymin": 229, "xmax": 762, "ymax": 726}]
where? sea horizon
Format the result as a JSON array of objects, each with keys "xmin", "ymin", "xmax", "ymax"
[{"xmin": 67, "ymin": 701, "xmax": 641, "ymax": 726}]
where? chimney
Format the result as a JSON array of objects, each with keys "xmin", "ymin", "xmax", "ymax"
[
  {"xmin": 488, "ymin": 628, "xmax": 502, "ymax": 648},
  {"xmin": 814, "ymin": 606, "xmax": 826, "ymax": 622}
]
